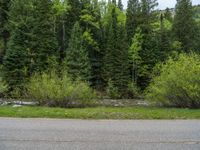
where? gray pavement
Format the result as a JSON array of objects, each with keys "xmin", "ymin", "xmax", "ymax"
[{"xmin": 0, "ymin": 118, "xmax": 200, "ymax": 150}]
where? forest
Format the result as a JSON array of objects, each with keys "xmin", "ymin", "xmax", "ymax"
[{"xmin": 0, "ymin": 0, "xmax": 200, "ymax": 108}]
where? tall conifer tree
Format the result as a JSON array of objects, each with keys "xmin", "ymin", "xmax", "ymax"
[
  {"xmin": 136, "ymin": 0, "xmax": 158, "ymax": 89},
  {"xmin": 31, "ymin": 0, "xmax": 58, "ymax": 72},
  {"xmin": 0, "ymin": 0, "xmax": 10, "ymax": 63},
  {"xmin": 65, "ymin": 0, "xmax": 81, "ymax": 49},
  {"xmin": 66, "ymin": 22, "xmax": 91, "ymax": 81},
  {"xmin": 103, "ymin": 7, "xmax": 129, "ymax": 95},
  {"xmin": 126, "ymin": 0, "xmax": 140, "ymax": 44},
  {"xmin": 3, "ymin": 0, "xmax": 33, "ymax": 89},
  {"xmin": 4, "ymin": 0, "xmax": 58, "ymax": 89},
  {"xmin": 172, "ymin": 0, "xmax": 197, "ymax": 52},
  {"xmin": 118, "ymin": 0, "xmax": 123, "ymax": 11}
]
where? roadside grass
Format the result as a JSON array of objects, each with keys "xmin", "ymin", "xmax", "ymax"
[{"xmin": 0, "ymin": 106, "xmax": 200, "ymax": 119}]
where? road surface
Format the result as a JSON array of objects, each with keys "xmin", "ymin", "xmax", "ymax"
[{"xmin": 0, "ymin": 118, "xmax": 200, "ymax": 150}]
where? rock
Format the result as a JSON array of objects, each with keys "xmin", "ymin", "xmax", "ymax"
[
  {"xmin": 1, "ymin": 101, "xmax": 12, "ymax": 106},
  {"xmin": 137, "ymin": 101, "xmax": 149, "ymax": 106},
  {"xmin": 12, "ymin": 105, "xmax": 22, "ymax": 108},
  {"xmin": 13, "ymin": 101, "xmax": 37, "ymax": 106}
]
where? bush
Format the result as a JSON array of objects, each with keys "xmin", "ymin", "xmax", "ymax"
[
  {"xmin": 127, "ymin": 82, "xmax": 140, "ymax": 98},
  {"xmin": 0, "ymin": 77, "xmax": 8, "ymax": 97},
  {"xmin": 0, "ymin": 66, "xmax": 8, "ymax": 97},
  {"xmin": 146, "ymin": 53, "xmax": 200, "ymax": 108},
  {"xmin": 106, "ymin": 79, "xmax": 121, "ymax": 99},
  {"xmin": 26, "ymin": 71, "xmax": 97, "ymax": 107}
]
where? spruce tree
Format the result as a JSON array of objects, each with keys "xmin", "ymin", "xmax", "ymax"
[
  {"xmin": 159, "ymin": 13, "xmax": 171, "ymax": 61},
  {"xmin": 53, "ymin": 0, "xmax": 69, "ymax": 62},
  {"xmin": 112, "ymin": 0, "xmax": 116, "ymax": 5},
  {"xmin": 65, "ymin": 0, "xmax": 81, "ymax": 49},
  {"xmin": 30, "ymin": 0, "xmax": 58, "ymax": 72},
  {"xmin": 118, "ymin": 0, "xmax": 123, "ymax": 11},
  {"xmin": 80, "ymin": 0, "xmax": 104, "ymax": 88},
  {"xmin": 129, "ymin": 28, "xmax": 143, "ymax": 84},
  {"xmin": 164, "ymin": 8, "xmax": 173, "ymax": 22},
  {"xmin": 116, "ymin": 23, "xmax": 129, "ymax": 94},
  {"xmin": 172, "ymin": 0, "xmax": 196, "ymax": 52},
  {"xmin": 66, "ymin": 22, "xmax": 91, "ymax": 81},
  {"xmin": 3, "ymin": 0, "xmax": 34, "ymax": 89},
  {"xmin": 3, "ymin": 0, "xmax": 58, "ymax": 90},
  {"xmin": 136, "ymin": 0, "xmax": 158, "ymax": 89},
  {"xmin": 126, "ymin": 0, "xmax": 140, "ymax": 44},
  {"xmin": 0, "ymin": 0, "xmax": 10, "ymax": 63},
  {"xmin": 103, "ymin": 8, "xmax": 118, "ymax": 86},
  {"xmin": 103, "ymin": 7, "xmax": 129, "ymax": 95},
  {"xmin": 4, "ymin": 24, "xmax": 30, "ymax": 91},
  {"xmin": 140, "ymin": 0, "xmax": 158, "ymax": 33},
  {"xmin": 3, "ymin": 23, "xmax": 30, "ymax": 90}
]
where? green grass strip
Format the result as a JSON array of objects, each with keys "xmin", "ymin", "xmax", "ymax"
[{"xmin": 0, "ymin": 106, "xmax": 200, "ymax": 119}]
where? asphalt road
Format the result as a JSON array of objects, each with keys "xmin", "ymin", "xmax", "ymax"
[{"xmin": 0, "ymin": 118, "xmax": 200, "ymax": 150}]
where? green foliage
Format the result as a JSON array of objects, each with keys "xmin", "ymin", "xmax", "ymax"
[
  {"xmin": 4, "ymin": 0, "xmax": 58, "ymax": 90},
  {"xmin": 126, "ymin": 0, "xmax": 140, "ymax": 44},
  {"xmin": 130, "ymin": 0, "xmax": 160, "ymax": 89},
  {"xmin": 65, "ymin": 0, "xmax": 81, "ymax": 50},
  {"xmin": 3, "ymin": 25, "xmax": 30, "ymax": 90},
  {"xmin": 26, "ymin": 71, "xmax": 97, "ymax": 107},
  {"xmin": 0, "ymin": 0, "xmax": 10, "ymax": 63},
  {"xmin": 1, "ymin": 0, "xmax": 200, "ymax": 108},
  {"xmin": 102, "ymin": 4, "xmax": 126, "ymax": 27},
  {"xmin": 106, "ymin": 79, "xmax": 120, "ymax": 99},
  {"xmin": 0, "ymin": 66, "xmax": 7, "ymax": 96},
  {"xmin": 66, "ymin": 22, "xmax": 91, "ymax": 81},
  {"xmin": 129, "ymin": 28, "xmax": 143, "ymax": 83},
  {"xmin": 117, "ymin": 0, "xmax": 123, "ymax": 11},
  {"xmin": 158, "ymin": 13, "xmax": 172, "ymax": 61},
  {"xmin": 146, "ymin": 53, "xmax": 200, "ymax": 108},
  {"xmin": 127, "ymin": 82, "xmax": 140, "ymax": 98},
  {"xmin": 103, "ymin": 7, "xmax": 129, "ymax": 95},
  {"xmin": 172, "ymin": 0, "xmax": 197, "ymax": 52},
  {"xmin": 52, "ymin": 0, "xmax": 69, "ymax": 62},
  {"xmin": 1, "ymin": 106, "xmax": 200, "ymax": 119},
  {"xmin": 0, "ymin": 77, "xmax": 7, "ymax": 96}
]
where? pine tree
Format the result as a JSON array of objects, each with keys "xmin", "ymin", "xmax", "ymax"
[
  {"xmin": 112, "ymin": 0, "xmax": 116, "ymax": 5},
  {"xmin": 66, "ymin": 22, "xmax": 91, "ymax": 81},
  {"xmin": 129, "ymin": 28, "xmax": 143, "ymax": 84},
  {"xmin": 159, "ymin": 13, "xmax": 171, "ymax": 61},
  {"xmin": 30, "ymin": 0, "xmax": 58, "ymax": 72},
  {"xmin": 103, "ymin": 8, "xmax": 118, "ymax": 86},
  {"xmin": 3, "ymin": 23, "xmax": 30, "ymax": 90},
  {"xmin": 172, "ymin": 0, "xmax": 197, "ymax": 52},
  {"xmin": 140, "ymin": 0, "xmax": 158, "ymax": 33},
  {"xmin": 65, "ymin": 0, "xmax": 81, "ymax": 49},
  {"xmin": 80, "ymin": 0, "xmax": 104, "ymax": 88},
  {"xmin": 3, "ymin": 0, "xmax": 58, "ymax": 90},
  {"xmin": 116, "ymin": 23, "xmax": 129, "ymax": 94},
  {"xmin": 164, "ymin": 8, "xmax": 173, "ymax": 22},
  {"xmin": 53, "ymin": 0, "xmax": 69, "ymax": 62},
  {"xmin": 136, "ymin": 0, "xmax": 159, "ymax": 89},
  {"xmin": 0, "ymin": 0, "xmax": 10, "ymax": 63},
  {"xmin": 126, "ymin": 0, "xmax": 140, "ymax": 44},
  {"xmin": 103, "ymin": 7, "xmax": 129, "ymax": 95},
  {"xmin": 3, "ymin": 0, "xmax": 34, "ymax": 89},
  {"xmin": 118, "ymin": 0, "xmax": 123, "ymax": 11}
]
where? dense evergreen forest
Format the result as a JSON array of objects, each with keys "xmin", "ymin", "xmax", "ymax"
[{"xmin": 0, "ymin": 0, "xmax": 200, "ymax": 107}]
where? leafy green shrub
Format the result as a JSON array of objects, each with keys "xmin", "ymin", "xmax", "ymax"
[
  {"xmin": 0, "ymin": 77, "xmax": 8, "ymax": 97},
  {"xmin": 0, "ymin": 66, "xmax": 8, "ymax": 97},
  {"xmin": 26, "ymin": 71, "xmax": 97, "ymax": 107},
  {"xmin": 127, "ymin": 82, "xmax": 140, "ymax": 98},
  {"xmin": 106, "ymin": 79, "xmax": 121, "ymax": 99},
  {"xmin": 146, "ymin": 53, "xmax": 200, "ymax": 108}
]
